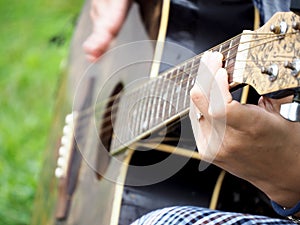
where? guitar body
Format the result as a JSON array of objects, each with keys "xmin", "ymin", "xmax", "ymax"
[
  {"xmin": 32, "ymin": 1, "xmax": 161, "ymax": 224},
  {"xmin": 32, "ymin": 0, "xmax": 298, "ymax": 224}
]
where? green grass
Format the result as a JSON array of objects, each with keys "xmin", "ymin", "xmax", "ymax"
[{"xmin": 0, "ymin": 0, "xmax": 83, "ymax": 224}]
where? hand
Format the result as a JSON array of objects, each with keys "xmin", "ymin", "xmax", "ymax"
[
  {"xmin": 83, "ymin": 0, "xmax": 132, "ymax": 61},
  {"xmin": 189, "ymin": 51, "xmax": 300, "ymax": 209}
]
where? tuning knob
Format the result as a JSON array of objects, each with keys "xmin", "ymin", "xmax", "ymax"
[
  {"xmin": 284, "ymin": 59, "xmax": 300, "ymax": 77},
  {"xmin": 292, "ymin": 22, "xmax": 300, "ymax": 31},
  {"xmin": 261, "ymin": 64, "xmax": 279, "ymax": 81},
  {"xmin": 280, "ymin": 92, "xmax": 300, "ymax": 122},
  {"xmin": 270, "ymin": 21, "xmax": 288, "ymax": 35}
]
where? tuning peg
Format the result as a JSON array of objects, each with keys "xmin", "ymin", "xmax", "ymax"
[
  {"xmin": 261, "ymin": 64, "xmax": 278, "ymax": 81},
  {"xmin": 270, "ymin": 21, "xmax": 288, "ymax": 35},
  {"xmin": 280, "ymin": 91, "xmax": 300, "ymax": 122},
  {"xmin": 292, "ymin": 22, "xmax": 300, "ymax": 31},
  {"xmin": 284, "ymin": 59, "xmax": 300, "ymax": 77}
]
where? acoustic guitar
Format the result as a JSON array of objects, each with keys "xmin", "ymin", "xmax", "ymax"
[{"xmin": 31, "ymin": 0, "xmax": 300, "ymax": 224}]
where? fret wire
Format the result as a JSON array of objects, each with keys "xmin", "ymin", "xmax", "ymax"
[
  {"xmin": 136, "ymin": 83, "xmax": 147, "ymax": 134},
  {"xmin": 142, "ymin": 80, "xmax": 151, "ymax": 132},
  {"xmin": 131, "ymin": 86, "xmax": 141, "ymax": 136},
  {"xmin": 147, "ymin": 77, "xmax": 161, "ymax": 127},
  {"xmin": 121, "ymin": 99, "xmax": 130, "ymax": 145},
  {"xmin": 177, "ymin": 63, "xmax": 189, "ymax": 110},
  {"xmin": 226, "ymin": 40, "xmax": 233, "ymax": 68},
  {"xmin": 155, "ymin": 76, "xmax": 164, "ymax": 124},
  {"xmin": 182, "ymin": 62, "xmax": 191, "ymax": 109},
  {"xmin": 112, "ymin": 101, "xmax": 122, "ymax": 149},
  {"xmin": 186, "ymin": 60, "xmax": 192, "ymax": 71},
  {"xmin": 175, "ymin": 66, "xmax": 182, "ymax": 113},
  {"xmin": 218, "ymin": 43, "xmax": 223, "ymax": 53},
  {"xmin": 149, "ymin": 77, "xmax": 161, "ymax": 125},
  {"xmin": 112, "ymin": 96, "xmax": 121, "ymax": 147},
  {"xmin": 149, "ymin": 82, "xmax": 158, "ymax": 133},
  {"xmin": 183, "ymin": 58, "xmax": 194, "ymax": 108},
  {"xmin": 131, "ymin": 89, "xmax": 141, "ymax": 135},
  {"xmin": 128, "ymin": 90, "xmax": 138, "ymax": 137},
  {"xmin": 122, "ymin": 91, "xmax": 130, "ymax": 139},
  {"xmin": 146, "ymin": 79, "xmax": 157, "ymax": 131},
  {"xmin": 168, "ymin": 68, "xmax": 179, "ymax": 117},
  {"xmin": 227, "ymin": 37, "xmax": 240, "ymax": 79},
  {"xmin": 191, "ymin": 55, "xmax": 200, "ymax": 76},
  {"xmin": 222, "ymin": 41, "xmax": 230, "ymax": 68},
  {"xmin": 116, "ymin": 95, "xmax": 125, "ymax": 144},
  {"xmin": 148, "ymin": 77, "xmax": 160, "ymax": 129},
  {"xmin": 114, "ymin": 99, "xmax": 125, "ymax": 148},
  {"xmin": 193, "ymin": 55, "xmax": 201, "ymax": 75},
  {"xmin": 167, "ymin": 70, "xmax": 176, "ymax": 116},
  {"xmin": 161, "ymin": 71, "xmax": 172, "ymax": 121},
  {"xmin": 190, "ymin": 63, "xmax": 198, "ymax": 80}
]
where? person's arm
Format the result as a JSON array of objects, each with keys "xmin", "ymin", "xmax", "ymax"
[
  {"xmin": 189, "ymin": 51, "xmax": 300, "ymax": 217},
  {"xmin": 83, "ymin": 0, "xmax": 132, "ymax": 61}
]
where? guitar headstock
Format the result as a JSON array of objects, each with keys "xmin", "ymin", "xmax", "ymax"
[{"xmin": 232, "ymin": 12, "xmax": 300, "ymax": 96}]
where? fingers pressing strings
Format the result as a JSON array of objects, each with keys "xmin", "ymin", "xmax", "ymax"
[{"xmin": 191, "ymin": 51, "xmax": 223, "ymax": 118}]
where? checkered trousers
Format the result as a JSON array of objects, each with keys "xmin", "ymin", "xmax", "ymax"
[{"xmin": 131, "ymin": 206, "xmax": 295, "ymax": 225}]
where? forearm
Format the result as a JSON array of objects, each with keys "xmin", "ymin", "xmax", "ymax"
[{"xmin": 189, "ymin": 51, "xmax": 300, "ymax": 219}]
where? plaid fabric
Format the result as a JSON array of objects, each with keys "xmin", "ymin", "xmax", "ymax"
[{"xmin": 131, "ymin": 206, "xmax": 295, "ymax": 225}]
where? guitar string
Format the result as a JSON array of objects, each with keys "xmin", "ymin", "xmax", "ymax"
[
  {"xmin": 76, "ymin": 31, "xmax": 288, "ymax": 121},
  {"xmin": 74, "ymin": 34, "xmax": 295, "ymax": 144},
  {"xmin": 78, "ymin": 32, "xmax": 292, "ymax": 119},
  {"xmin": 93, "ymin": 34, "xmax": 298, "ymax": 142},
  {"xmin": 76, "ymin": 32, "xmax": 294, "ymax": 141},
  {"xmin": 72, "ymin": 31, "xmax": 297, "ymax": 139},
  {"xmin": 90, "ymin": 32, "xmax": 285, "ymax": 117},
  {"xmin": 76, "ymin": 60, "xmax": 295, "ymax": 147}
]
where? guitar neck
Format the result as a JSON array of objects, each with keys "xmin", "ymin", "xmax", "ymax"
[
  {"xmin": 110, "ymin": 35, "xmax": 242, "ymax": 154},
  {"xmin": 111, "ymin": 11, "xmax": 300, "ymax": 154}
]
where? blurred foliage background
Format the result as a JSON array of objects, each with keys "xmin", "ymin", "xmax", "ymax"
[{"xmin": 0, "ymin": 0, "xmax": 83, "ymax": 224}]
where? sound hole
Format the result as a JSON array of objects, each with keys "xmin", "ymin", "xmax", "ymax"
[{"xmin": 95, "ymin": 83, "xmax": 124, "ymax": 179}]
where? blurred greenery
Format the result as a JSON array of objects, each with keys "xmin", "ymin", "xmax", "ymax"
[{"xmin": 0, "ymin": 0, "xmax": 83, "ymax": 224}]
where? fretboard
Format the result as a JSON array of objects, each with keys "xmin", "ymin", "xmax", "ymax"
[{"xmin": 110, "ymin": 35, "xmax": 241, "ymax": 154}]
